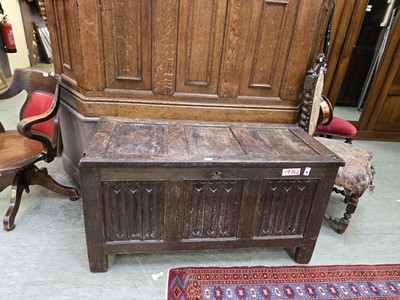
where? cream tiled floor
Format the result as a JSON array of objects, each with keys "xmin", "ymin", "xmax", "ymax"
[{"xmin": 0, "ymin": 66, "xmax": 399, "ymax": 299}]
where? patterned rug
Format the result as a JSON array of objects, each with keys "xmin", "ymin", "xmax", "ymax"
[{"xmin": 167, "ymin": 264, "xmax": 400, "ymax": 299}]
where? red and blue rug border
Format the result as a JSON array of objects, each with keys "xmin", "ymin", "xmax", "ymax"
[{"xmin": 167, "ymin": 264, "xmax": 400, "ymax": 299}]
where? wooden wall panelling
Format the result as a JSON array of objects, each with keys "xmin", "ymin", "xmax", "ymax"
[
  {"xmin": 76, "ymin": 0, "xmax": 103, "ymax": 92},
  {"xmin": 374, "ymin": 63, "xmax": 400, "ymax": 134},
  {"xmin": 325, "ymin": 0, "xmax": 368, "ymax": 107},
  {"xmin": 374, "ymin": 95, "xmax": 400, "ymax": 132},
  {"xmin": 102, "ymin": 0, "xmax": 152, "ymax": 91},
  {"xmin": 43, "ymin": 0, "xmax": 62, "ymax": 75},
  {"xmin": 218, "ymin": 0, "xmax": 253, "ymax": 99},
  {"xmin": 239, "ymin": 0, "xmax": 299, "ymax": 98},
  {"xmin": 46, "ymin": 0, "xmax": 334, "ymax": 121},
  {"xmin": 368, "ymin": 57, "xmax": 400, "ymax": 133},
  {"xmin": 45, "ymin": 0, "xmax": 81, "ymax": 88},
  {"xmin": 152, "ymin": 0, "xmax": 179, "ymax": 96},
  {"xmin": 322, "ymin": 0, "xmax": 357, "ymax": 99},
  {"xmin": 358, "ymin": 14, "xmax": 400, "ymax": 139},
  {"xmin": 44, "ymin": 1, "xmax": 66, "ymax": 76},
  {"xmin": 176, "ymin": 0, "xmax": 227, "ymax": 94},
  {"xmin": 115, "ymin": 102, "xmax": 299, "ymax": 123},
  {"xmin": 390, "ymin": 67, "xmax": 400, "ymax": 95},
  {"xmin": 280, "ymin": 0, "xmax": 331, "ymax": 103},
  {"xmin": 309, "ymin": 0, "xmax": 334, "ymax": 63}
]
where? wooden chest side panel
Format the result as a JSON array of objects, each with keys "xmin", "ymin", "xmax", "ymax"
[{"xmin": 102, "ymin": 181, "xmax": 165, "ymax": 241}]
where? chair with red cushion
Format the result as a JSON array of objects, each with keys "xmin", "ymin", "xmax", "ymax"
[
  {"xmin": 314, "ymin": 101, "xmax": 374, "ymax": 233},
  {"xmin": 315, "ymin": 115, "xmax": 357, "ymax": 144},
  {"xmin": 299, "ymin": 58, "xmax": 375, "ymax": 234},
  {"xmin": 0, "ymin": 69, "xmax": 79, "ymax": 231}
]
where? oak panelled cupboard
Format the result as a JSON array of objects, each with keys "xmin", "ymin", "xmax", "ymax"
[
  {"xmin": 44, "ymin": 0, "xmax": 332, "ymax": 184},
  {"xmin": 44, "ymin": 0, "xmax": 336, "ymax": 271}
]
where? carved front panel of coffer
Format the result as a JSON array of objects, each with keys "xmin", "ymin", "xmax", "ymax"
[
  {"xmin": 182, "ymin": 181, "xmax": 244, "ymax": 239},
  {"xmin": 102, "ymin": 181, "xmax": 165, "ymax": 241},
  {"xmin": 254, "ymin": 179, "xmax": 318, "ymax": 237}
]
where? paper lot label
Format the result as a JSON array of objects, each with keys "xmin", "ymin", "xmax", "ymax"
[{"xmin": 282, "ymin": 168, "xmax": 301, "ymax": 176}]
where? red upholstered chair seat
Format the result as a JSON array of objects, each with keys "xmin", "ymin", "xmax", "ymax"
[{"xmin": 315, "ymin": 116, "xmax": 357, "ymax": 138}]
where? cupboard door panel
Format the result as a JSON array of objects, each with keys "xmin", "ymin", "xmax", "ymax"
[
  {"xmin": 240, "ymin": 0, "xmax": 298, "ymax": 98},
  {"xmin": 371, "ymin": 52, "xmax": 400, "ymax": 133},
  {"xmin": 218, "ymin": 0, "xmax": 253, "ymax": 98},
  {"xmin": 52, "ymin": 0, "xmax": 80, "ymax": 82},
  {"xmin": 358, "ymin": 14, "xmax": 400, "ymax": 140},
  {"xmin": 102, "ymin": 0, "xmax": 152, "ymax": 90},
  {"xmin": 176, "ymin": 0, "xmax": 227, "ymax": 94},
  {"xmin": 373, "ymin": 95, "xmax": 400, "ymax": 132},
  {"xmin": 152, "ymin": 0, "xmax": 179, "ymax": 95}
]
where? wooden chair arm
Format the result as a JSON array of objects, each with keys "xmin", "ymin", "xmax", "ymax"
[
  {"xmin": 17, "ymin": 116, "xmax": 54, "ymax": 162},
  {"xmin": 0, "ymin": 69, "xmax": 61, "ymax": 101},
  {"xmin": 0, "ymin": 70, "xmax": 25, "ymax": 100},
  {"xmin": 0, "ymin": 84, "xmax": 21, "ymax": 100}
]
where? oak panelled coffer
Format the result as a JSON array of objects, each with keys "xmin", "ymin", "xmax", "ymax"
[{"xmin": 79, "ymin": 117, "xmax": 343, "ymax": 272}]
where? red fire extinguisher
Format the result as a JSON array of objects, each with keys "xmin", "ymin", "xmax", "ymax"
[{"xmin": 1, "ymin": 15, "xmax": 17, "ymax": 53}]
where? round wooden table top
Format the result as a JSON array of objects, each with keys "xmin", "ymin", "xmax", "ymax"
[{"xmin": 0, "ymin": 131, "xmax": 44, "ymax": 173}]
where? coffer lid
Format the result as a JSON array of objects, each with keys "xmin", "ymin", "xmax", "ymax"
[{"xmin": 79, "ymin": 117, "xmax": 344, "ymax": 167}]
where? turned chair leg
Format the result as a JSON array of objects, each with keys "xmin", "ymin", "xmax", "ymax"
[
  {"xmin": 336, "ymin": 194, "xmax": 359, "ymax": 234},
  {"xmin": 325, "ymin": 189, "xmax": 360, "ymax": 234},
  {"xmin": 28, "ymin": 166, "xmax": 79, "ymax": 200},
  {"xmin": 3, "ymin": 173, "xmax": 26, "ymax": 231}
]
